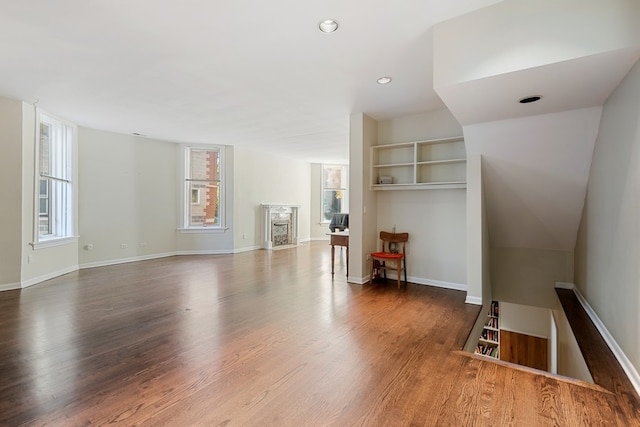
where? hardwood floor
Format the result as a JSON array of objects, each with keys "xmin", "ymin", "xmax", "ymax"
[
  {"xmin": 500, "ymin": 330, "xmax": 548, "ymax": 371},
  {"xmin": 0, "ymin": 242, "xmax": 638, "ymax": 426}
]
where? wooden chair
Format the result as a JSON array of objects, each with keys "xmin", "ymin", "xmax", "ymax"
[{"xmin": 370, "ymin": 231, "xmax": 409, "ymax": 288}]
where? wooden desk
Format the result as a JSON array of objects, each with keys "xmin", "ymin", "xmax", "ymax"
[{"xmin": 328, "ymin": 232, "xmax": 349, "ymax": 277}]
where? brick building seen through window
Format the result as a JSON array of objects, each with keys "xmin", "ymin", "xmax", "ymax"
[{"xmin": 188, "ymin": 148, "xmax": 220, "ymax": 227}]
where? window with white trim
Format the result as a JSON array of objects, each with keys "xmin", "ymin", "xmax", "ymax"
[
  {"xmin": 321, "ymin": 164, "xmax": 348, "ymax": 222},
  {"xmin": 35, "ymin": 112, "xmax": 75, "ymax": 243},
  {"xmin": 183, "ymin": 146, "xmax": 224, "ymax": 228}
]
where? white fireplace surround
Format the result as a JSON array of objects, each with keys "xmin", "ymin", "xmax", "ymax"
[{"xmin": 261, "ymin": 204, "xmax": 300, "ymax": 249}]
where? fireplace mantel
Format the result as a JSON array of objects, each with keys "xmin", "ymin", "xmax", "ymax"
[{"xmin": 261, "ymin": 204, "xmax": 300, "ymax": 249}]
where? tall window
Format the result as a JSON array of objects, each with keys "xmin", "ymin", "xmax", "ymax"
[
  {"xmin": 184, "ymin": 146, "xmax": 224, "ymax": 228},
  {"xmin": 36, "ymin": 112, "xmax": 75, "ymax": 243},
  {"xmin": 322, "ymin": 164, "xmax": 348, "ymax": 222}
]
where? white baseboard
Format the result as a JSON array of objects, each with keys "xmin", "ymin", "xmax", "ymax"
[
  {"xmin": 554, "ymin": 281, "xmax": 575, "ymax": 290},
  {"xmin": 80, "ymin": 247, "xmax": 263, "ymax": 270},
  {"xmin": 561, "ymin": 282, "xmax": 640, "ymax": 398},
  {"xmin": 0, "ymin": 281, "xmax": 21, "ymax": 291},
  {"xmin": 409, "ymin": 276, "xmax": 467, "ymax": 292},
  {"xmin": 364, "ymin": 273, "xmax": 469, "ymax": 295},
  {"xmin": 80, "ymin": 252, "xmax": 177, "ymax": 269},
  {"xmin": 465, "ymin": 295, "xmax": 483, "ymax": 305},
  {"xmin": 232, "ymin": 245, "xmax": 261, "ymax": 254},
  {"xmin": 21, "ymin": 265, "xmax": 79, "ymax": 289},
  {"xmin": 173, "ymin": 250, "xmax": 233, "ymax": 256},
  {"xmin": 347, "ymin": 275, "xmax": 369, "ymax": 285},
  {"xmin": 20, "ymin": 248, "xmax": 256, "ymax": 289}
]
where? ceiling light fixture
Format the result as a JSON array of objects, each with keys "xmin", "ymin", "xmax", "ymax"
[
  {"xmin": 519, "ymin": 95, "xmax": 542, "ymax": 104},
  {"xmin": 377, "ymin": 76, "xmax": 392, "ymax": 85},
  {"xmin": 318, "ymin": 19, "xmax": 339, "ymax": 33}
]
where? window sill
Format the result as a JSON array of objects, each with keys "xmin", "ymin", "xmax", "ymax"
[
  {"xmin": 178, "ymin": 227, "xmax": 229, "ymax": 234},
  {"xmin": 30, "ymin": 236, "xmax": 78, "ymax": 250}
]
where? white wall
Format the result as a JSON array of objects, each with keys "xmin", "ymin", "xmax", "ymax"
[
  {"xmin": 377, "ymin": 108, "xmax": 463, "ymax": 143},
  {"xmin": 500, "ymin": 301, "xmax": 549, "ymax": 338},
  {"xmin": 0, "ymin": 100, "xmax": 314, "ymax": 288},
  {"xmin": 375, "ymin": 109, "xmax": 466, "ymax": 288},
  {"xmin": 0, "ymin": 97, "xmax": 23, "ymax": 288},
  {"xmin": 78, "ymin": 128, "xmax": 178, "ymax": 265},
  {"xmin": 0, "ymin": 98, "xmax": 81, "ymax": 288},
  {"xmin": 376, "ymin": 190, "xmax": 466, "ymax": 287},
  {"xmin": 79, "ymin": 136, "xmax": 313, "ymax": 259},
  {"xmin": 491, "ymin": 247, "xmax": 574, "ymax": 308},
  {"xmin": 464, "ymin": 108, "xmax": 601, "ymax": 253},
  {"xmin": 574, "ymin": 59, "xmax": 640, "ymax": 374},
  {"xmin": 232, "ymin": 146, "xmax": 311, "ymax": 250},
  {"xmin": 462, "ymin": 107, "xmax": 601, "ymax": 309},
  {"xmin": 176, "ymin": 145, "xmax": 235, "ymax": 253}
]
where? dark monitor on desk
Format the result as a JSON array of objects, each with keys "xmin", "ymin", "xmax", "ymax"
[{"xmin": 329, "ymin": 213, "xmax": 349, "ymax": 232}]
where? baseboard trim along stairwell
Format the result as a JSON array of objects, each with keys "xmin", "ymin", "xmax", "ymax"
[{"xmin": 555, "ymin": 281, "xmax": 640, "ymax": 398}]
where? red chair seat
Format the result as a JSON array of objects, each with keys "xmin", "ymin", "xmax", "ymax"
[
  {"xmin": 370, "ymin": 231, "xmax": 409, "ymax": 288},
  {"xmin": 371, "ymin": 252, "xmax": 403, "ymax": 260}
]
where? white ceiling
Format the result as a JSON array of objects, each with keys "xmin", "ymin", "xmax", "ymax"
[
  {"xmin": 0, "ymin": 0, "xmax": 502, "ymax": 164},
  {"xmin": 436, "ymin": 48, "xmax": 640, "ymax": 126},
  {"xmin": 3, "ymin": 0, "xmax": 639, "ymax": 258}
]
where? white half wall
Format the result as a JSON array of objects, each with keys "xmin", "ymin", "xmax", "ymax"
[
  {"xmin": 552, "ymin": 295, "xmax": 594, "ymax": 383},
  {"xmin": 348, "ymin": 113, "xmax": 378, "ymax": 284},
  {"xmin": 465, "ymin": 154, "xmax": 483, "ymax": 304}
]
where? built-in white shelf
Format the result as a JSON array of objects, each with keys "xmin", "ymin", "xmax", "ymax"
[{"xmin": 370, "ymin": 136, "xmax": 466, "ymax": 190}]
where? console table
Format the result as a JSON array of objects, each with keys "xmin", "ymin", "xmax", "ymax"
[{"xmin": 328, "ymin": 232, "xmax": 349, "ymax": 277}]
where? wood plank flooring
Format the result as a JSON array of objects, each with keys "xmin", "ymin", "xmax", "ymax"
[
  {"xmin": 0, "ymin": 242, "xmax": 638, "ymax": 426},
  {"xmin": 500, "ymin": 330, "xmax": 548, "ymax": 371}
]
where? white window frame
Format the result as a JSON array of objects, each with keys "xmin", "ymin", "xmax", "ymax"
[
  {"xmin": 321, "ymin": 164, "xmax": 349, "ymax": 223},
  {"xmin": 32, "ymin": 110, "xmax": 77, "ymax": 249},
  {"xmin": 179, "ymin": 145, "xmax": 226, "ymax": 232}
]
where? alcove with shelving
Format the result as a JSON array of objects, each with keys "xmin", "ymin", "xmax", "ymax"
[
  {"xmin": 475, "ymin": 300, "xmax": 500, "ymax": 359},
  {"xmin": 370, "ymin": 136, "xmax": 466, "ymax": 190}
]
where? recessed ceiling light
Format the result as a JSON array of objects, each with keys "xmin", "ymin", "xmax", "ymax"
[
  {"xmin": 377, "ymin": 77, "xmax": 392, "ymax": 85},
  {"xmin": 318, "ymin": 19, "xmax": 339, "ymax": 33},
  {"xmin": 519, "ymin": 95, "xmax": 542, "ymax": 104}
]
